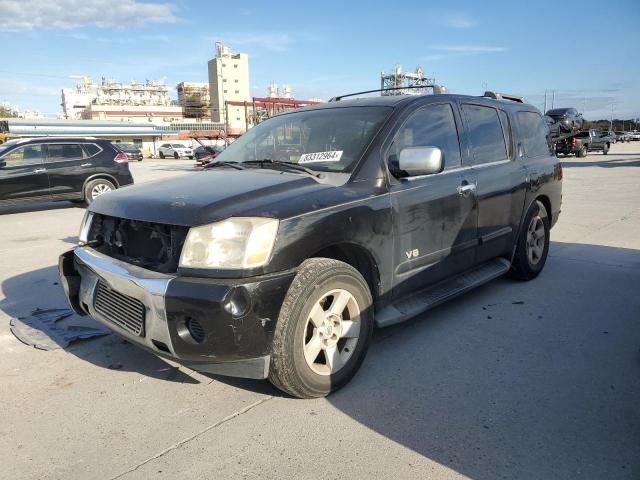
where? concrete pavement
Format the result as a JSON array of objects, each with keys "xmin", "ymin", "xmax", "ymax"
[{"xmin": 1, "ymin": 147, "xmax": 638, "ymax": 479}]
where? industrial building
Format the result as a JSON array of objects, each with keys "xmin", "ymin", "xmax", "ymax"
[
  {"xmin": 380, "ymin": 64, "xmax": 438, "ymax": 96},
  {"xmin": 176, "ymin": 82, "xmax": 211, "ymax": 119},
  {"xmin": 208, "ymin": 42, "xmax": 251, "ymax": 131},
  {"xmin": 61, "ymin": 77, "xmax": 184, "ymax": 123}
]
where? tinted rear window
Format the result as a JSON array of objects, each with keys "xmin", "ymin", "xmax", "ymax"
[
  {"xmin": 546, "ymin": 109, "xmax": 569, "ymax": 116},
  {"xmin": 462, "ymin": 104, "xmax": 508, "ymax": 165},
  {"xmin": 517, "ymin": 112, "xmax": 551, "ymax": 158},
  {"xmin": 46, "ymin": 143, "xmax": 85, "ymax": 161}
]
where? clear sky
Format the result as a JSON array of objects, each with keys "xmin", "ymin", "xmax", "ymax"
[{"xmin": 1, "ymin": 0, "xmax": 639, "ymax": 120}]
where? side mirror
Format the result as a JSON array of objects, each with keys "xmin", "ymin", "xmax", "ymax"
[
  {"xmin": 0, "ymin": 160, "xmax": 5, "ymax": 168},
  {"xmin": 398, "ymin": 146, "xmax": 443, "ymax": 176}
]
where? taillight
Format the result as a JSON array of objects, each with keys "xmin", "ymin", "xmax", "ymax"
[
  {"xmin": 114, "ymin": 152, "xmax": 128, "ymax": 163},
  {"xmin": 572, "ymin": 138, "xmax": 576, "ymax": 145}
]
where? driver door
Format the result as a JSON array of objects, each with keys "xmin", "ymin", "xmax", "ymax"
[
  {"xmin": 387, "ymin": 102, "xmax": 478, "ymax": 299},
  {"xmin": 0, "ymin": 144, "xmax": 50, "ymax": 202}
]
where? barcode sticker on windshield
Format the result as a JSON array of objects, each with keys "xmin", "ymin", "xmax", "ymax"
[{"xmin": 298, "ymin": 150, "xmax": 343, "ymax": 163}]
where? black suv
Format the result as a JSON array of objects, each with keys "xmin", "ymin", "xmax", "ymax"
[
  {"xmin": 0, "ymin": 137, "xmax": 133, "ymax": 205},
  {"xmin": 60, "ymin": 93, "xmax": 562, "ymax": 398}
]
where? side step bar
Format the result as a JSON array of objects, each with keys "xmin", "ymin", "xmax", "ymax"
[{"xmin": 375, "ymin": 258, "xmax": 511, "ymax": 327}]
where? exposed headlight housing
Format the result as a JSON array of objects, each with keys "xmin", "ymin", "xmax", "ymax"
[
  {"xmin": 179, "ymin": 217, "xmax": 279, "ymax": 270},
  {"xmin": 78, "ymin": 211, "xmax": 94, "ymax": 245}
]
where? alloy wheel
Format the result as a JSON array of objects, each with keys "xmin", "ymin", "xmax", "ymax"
[
  {"xmin": 302, "ymin": 288, "xmax": 361, "ymax": 376},
  {"xmin": 91, "ymin": 183, "xmax": 112, "ymax": 198},
  {"xmin": 526, "ymin": 215, "xmax": 546, "ymax": 265}
]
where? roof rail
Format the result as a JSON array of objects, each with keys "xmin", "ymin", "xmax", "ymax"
[
  {"xmin": 329, "ymin": 85, "xmax": 445, "ymax": 102},
  {"xmin": 483, "ymin": 91, "xmax": 526, "ymax": 103}
]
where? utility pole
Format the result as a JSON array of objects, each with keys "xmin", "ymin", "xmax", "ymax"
[
  {"xmin": 582, "ymin": 97, "xmax": 586, "ymax": 115},
  {"xmin": 551, "ymin": 90, "xmax": 555, "ymax": 109},
  {"xmin": 610, "ymin": 104, "xmax": 614, "ymax": 131},
  {"xmin": 543, "ymin": 90, "xmax": 547, "ymax": 113}
]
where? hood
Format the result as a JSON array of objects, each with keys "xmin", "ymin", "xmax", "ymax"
[{"xmin": 89, "ymin": 168, "xmax": 333, "ymax": 226}]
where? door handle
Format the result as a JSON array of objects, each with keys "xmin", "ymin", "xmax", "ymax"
[
  {"xmin": 457, "ymin": 182, "xmax": 476, "ymax": 196},
  {"xmin": 33, "ymin": 168, "xmax": 46, "ymax": 174},
  {"xmin": 80, "ymin": 163, "xmax": 92, "ymax": 167}
]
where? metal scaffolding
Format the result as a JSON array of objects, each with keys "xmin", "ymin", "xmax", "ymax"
[{"xmin": 380, "ymin": 64, "xmax": 435, "ymax": 96}]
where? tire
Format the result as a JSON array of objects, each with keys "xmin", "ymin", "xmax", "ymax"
[
  {"xmin": 174, "ymin": 152, "xmax": 179, "ymax": 159},
  {"xmin": 189, "ymin": 156, "xmax": 194, "ymax": 159},
  {"xmin": 509, "ymin": 200, "xmax": 550, "ymax": 281},
  {"xmin": 159, "ymin": 152, "xmax": 165, "ymax": 159},
  {"xmin": 576, "ymin": 145, "xmax": 588, "ymax": 158},
  {"xmin": 602, "ymin": 143, "xmax": 609, "ymax": 155},
  {"xmin": 269, "ymin": 258, "xmax": 374, "ymax": 398},
  {"xmin": 84, "ymin": 178, "xmax": 115, "ymax": 204}
]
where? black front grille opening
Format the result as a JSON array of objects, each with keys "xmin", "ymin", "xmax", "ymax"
[
  {"xmin": 94, "ymin": 281, "xmax": 145, "ymax": 336},
  {"xmin": 88, "ymin": 214, "xmax": 188, "ymax": 273}
]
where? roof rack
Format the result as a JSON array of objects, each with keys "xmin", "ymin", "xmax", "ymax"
[
  {"xmin": 329, "ymin": 85, "xmax": 446, "ymax": 102},
  {"xmin": 483, "ymin": 91, "xmax": 526, "ymax": 103}
]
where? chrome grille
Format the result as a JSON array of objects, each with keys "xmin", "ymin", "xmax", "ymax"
[{"xmin": 94, "ymin": 281, "xmax": 145, "ymax": 336}]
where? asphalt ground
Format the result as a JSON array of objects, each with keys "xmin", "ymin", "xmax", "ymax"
[{"xmin": 1, "ymin": 144, "xmax": 638, "ymax": 479}]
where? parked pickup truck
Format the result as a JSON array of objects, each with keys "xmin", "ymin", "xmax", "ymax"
[
  {"xmin": 59, "ymin": 92, "xmax": 562, "ymax": 398},
  {"xmin": 555, "ymin": 129, "xmax": 611, "ymax": 157}
]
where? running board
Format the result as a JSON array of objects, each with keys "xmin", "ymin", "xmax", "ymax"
[{"xmin": 375, "ymin": 258, "xmax": 511, "ymax": 327}]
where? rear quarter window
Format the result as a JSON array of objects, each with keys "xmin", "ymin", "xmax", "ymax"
[
  {"xmin": 516, "ymin": 112, "xmax": 552, "ymax": 158},
  {"xmin": 83, "ymin": 143, "xmax": 101, "ymax": 156}
]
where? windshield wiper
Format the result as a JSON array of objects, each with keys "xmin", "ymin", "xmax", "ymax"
[
  {"xmin": 243, "ymin": 159, "xmax": 321, "ymax": 177},
  {"xmin": 204, "ymin": 161, "xmax": 245, "ymax": 170}
]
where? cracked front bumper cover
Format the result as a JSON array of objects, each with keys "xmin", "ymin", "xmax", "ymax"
[{"xmin": 59, "ymin": 247, "xmax": 295, "ymax": 379}]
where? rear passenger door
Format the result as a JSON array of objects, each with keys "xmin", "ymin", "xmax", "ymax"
[
  {"xmin": 460, "ymin": 103, "xmax": 526, "ymax": 264},
  {"xmin": 44, "ymin": 143, "xmax": 93, "ymax": 198},
  {"xmin": 387, "ymin": 102, "xmax": 478, "ymax": 299}
]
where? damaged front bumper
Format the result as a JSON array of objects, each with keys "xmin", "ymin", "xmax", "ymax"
[{"xmin": 59, "ymin": 247, "xmax": 295, "ymax": 379}]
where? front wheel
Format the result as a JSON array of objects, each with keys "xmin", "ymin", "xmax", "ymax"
[
  {"xmin": 509, "ymin": 200, "xmax": 550, "ymax": 281},
  {"xmin": 174, "ymin": 152, "xmax": 179, "ymax": 159},
  {"xmin": 602, "ymin": 143, "xmax": 610, "ymax": 155},
  {"xmin": 269, "ymin": 258, "xmax": 374, "ymax": 398}
]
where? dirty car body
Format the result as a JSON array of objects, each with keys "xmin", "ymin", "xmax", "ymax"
[{"xmin": 60, "ymin": 93, "xmax": 562, "ymax": 384}]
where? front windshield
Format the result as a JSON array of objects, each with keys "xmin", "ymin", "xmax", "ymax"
[{"xmin": 211, "ymin": 106, "xmax": 392, "ymax": 172}]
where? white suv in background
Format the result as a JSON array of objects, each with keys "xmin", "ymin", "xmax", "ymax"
[{"xmin": 158, "ymin": 143, "xmax": 194, "ymax": 159}]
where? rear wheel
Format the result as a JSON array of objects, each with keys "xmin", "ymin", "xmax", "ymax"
[
  {"xmin": 509, "ymin": 200, "xmax": 550, "ymax": 281},
  {"xmin": 84, "ymin": 178, "xmax": 115, "ymax": 204},
  {"xmin": 602, "ymin": 143, "xmax": 610, "ymax": 155},
  {"xmin": 576, "ymin": 145, "xmax": 588, "ymax": 157},
  {"xmin": 159, "ymin": 152, "xmax": 165, "ymax": 159},
  {"xmin": 174, "ymin": 152, "xmax": 179, "ymax": 159},
  {"xmin": 269, "ymin": 258, "xmax": 374, "ymax": 398}
]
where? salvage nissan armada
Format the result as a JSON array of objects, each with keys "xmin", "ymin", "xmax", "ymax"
[{"xmin": 60, "ymin": 91, "xmax": 562, "ymax": 398}]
